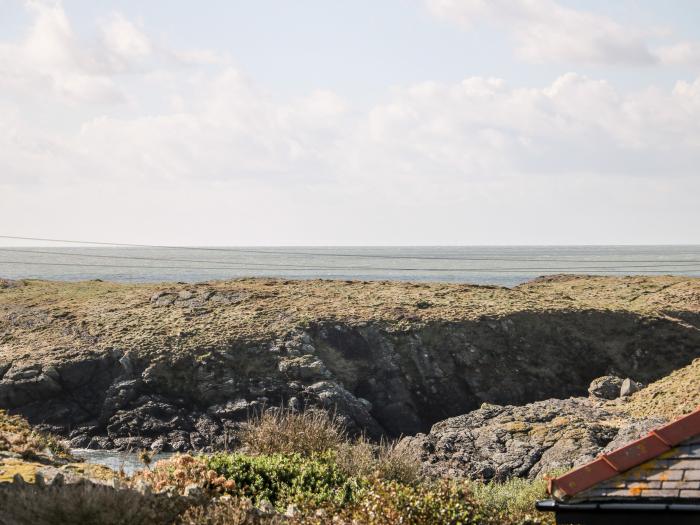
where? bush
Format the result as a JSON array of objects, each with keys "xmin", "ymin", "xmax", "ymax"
[
  {"xmin": 336, "ymin": 438, "xmax": 422, "ymax": 484},
  {"xmin": 180, "ymin": 497, "xmax": 282, "ymax": 525},
  {"xmin": 205, "ymin": 452, "xmax": 360, "ymax": 509},
  {"xmin": 137, "ymin": 454, "xmax": 214, "ymax": 494},
  {"xmin": 298, "ymin": 478, "xmax": 485, "ymax": 525},
  {"xmin": 240, "ymin": 409, "xmax": 346, "ymax": 457},
  {"xmin": 0, "ymin": 409, "xmax": 69, "ymax": 460},
  {"xmin": 465, "ymin": 477, "xmax": 554, "ymax": 525}
]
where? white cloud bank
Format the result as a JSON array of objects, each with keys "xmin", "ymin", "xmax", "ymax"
[
  {"xmin": 1, "ymin": 1, "xmax": 699, "ymax": 244},
  {"xmin": 427, "ymin": 0, "xmax": 700, "ymax": 66}
]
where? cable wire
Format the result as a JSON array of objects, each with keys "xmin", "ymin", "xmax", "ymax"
[
  {"xmin": 3, "ymin": 248, "xmax": 700, "ymax": 272},
  {"xmin": 1, "ymin": 259, "xmax": 699, "ymax": 274},
  {"xmin": 2, "ymin": 235, "xmax": 700, "ymax": 263}
]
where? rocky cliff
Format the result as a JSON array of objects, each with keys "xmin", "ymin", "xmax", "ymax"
[
  {"xmin": 397, "ymin": 357, "xmax": 700, "ymax": 481},
  {"xmin": 1, "ymin": 275, "xmax": 699, "ymax": 452}
]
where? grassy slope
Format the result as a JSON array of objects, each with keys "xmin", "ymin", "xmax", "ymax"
[
  {"xmin": 1, "ymin": 274, "xmax": 698, "ymax": 366},
  {"xmin": 621, "ymin": 357, "xmax": 700, "ymax": 419}
]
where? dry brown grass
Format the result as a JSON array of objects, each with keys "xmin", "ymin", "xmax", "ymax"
[
  {"xmin": 2, "ymin": 275, "xmax": 698, "ymax": 367},
  {"xmin": 0, "ymin": 409, "xmax": 69, "ymax": 460},
  {"xmin": 240, "ymin": 409, "xmax": 346, "ymax": 457},
  {"xmin": 620, "ymin": 357, "xmax": 700, "ymax": 419},
  {"xmin": 0, "ymin": 482, "xmax": 190, "ymax": 525},
  {"xmin": 336, "ymin": 438, "xmax": 422, "ymax": 485},
  {"xmin": 180, "ymin": 498, "xmax": 284, "ymax": 525}
]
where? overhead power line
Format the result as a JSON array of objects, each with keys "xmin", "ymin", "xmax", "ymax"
[
  {"xmin": 1, "ymin": 235, "xmax": 700, "ymax": 264},
  {"xmin": 2, "ymin": 247, "xmax": 700, "ymax": 271},
  {"xmin": 1, "ymin": 259, "xmax": 699, "ymax": 274}
]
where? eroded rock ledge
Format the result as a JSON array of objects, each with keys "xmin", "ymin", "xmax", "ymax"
[
  {"xmin": 1, "ymin": 276, "xmax": 699, "ymax": 451},
  {"xmin": 397, "ymin": 396, "xmax": 666, "ymax": 481}
]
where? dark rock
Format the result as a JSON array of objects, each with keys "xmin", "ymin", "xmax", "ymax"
[
  {"xmin": 69, "ymin": 433, "xmax": 92, "ymax": 448},
  {"xmin": 207, "ymin": 399, "xmax": 251, "ymax": 421},
  {"xmin": 168, "ymin": 430, "xmax": 191, "ymax": 452},
  {"xmin": 398, "ymin": 397, "xmax": 656, "ymax": 481},
  {"xmin": 87, "ymin": 436, "xmax": 112, "ymax": 449},
  {"xmin": 588, "ymin": 376, "xmax": 624, "ymax": 400},
  {"xmin": 3, "ymin": 298, "xmax": 699, "ymax": 452},
  {"xmin": 304, "ymin": 381, "xmax": 383, "ymax": 437},
  {"xmin": 278, "ymin": 355, "xmax": 331, "ymax": 381}
]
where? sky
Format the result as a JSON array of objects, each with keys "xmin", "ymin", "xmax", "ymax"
[{"xmin": 1, "ymin": 0, "xmax": 699, "ymax": 246}]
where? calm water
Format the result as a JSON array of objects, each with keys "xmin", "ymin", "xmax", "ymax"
[
  {"xmin": 71, "ymin": 449, "xmax": 174, "ymax": 476},
  {"xmin": 1, "ymin": 245, "xmax": 700, "ymax": 287}
]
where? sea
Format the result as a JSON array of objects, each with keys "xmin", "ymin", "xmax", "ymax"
[{"xmin": 1, "ymin": 245, "xmax": 700, "ymax": 287}]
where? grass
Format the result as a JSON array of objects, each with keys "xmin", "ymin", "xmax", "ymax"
[
  {"xmin": 620, "ymin": 357, "xmax": 700, "ymax": 419},
  {"xmin": 2, "ymin": 275, "xmax": 698, "ymax": 366},
  {"xmin": 0, "ymin": 408, "xmax": 554, "ymax": 524},
  {"xmin": 240, "ymin": 409, "xmax": 346, "ymax": 457}
]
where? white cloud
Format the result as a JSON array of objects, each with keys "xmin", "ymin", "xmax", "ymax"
[
  {"xmin": 427, "ymin": 0, "xmax": 700, "ymax": 67},
  {"xmin": 1, "ymin": 1, "xmax": 699, "ymax": 244},
  {"xmin": 656, "ymin": 41, "xmax": 700, "ymax": 66}
]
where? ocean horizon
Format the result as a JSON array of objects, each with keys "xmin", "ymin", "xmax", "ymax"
[{"xmin": 1, "ymin": 245, "xmax": 699, "ymax": 287}]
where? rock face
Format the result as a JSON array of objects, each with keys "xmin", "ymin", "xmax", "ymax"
[
  {"xmin": 397, "ymin": 398, "xmax": 666, "ymax": 481},
  {"xmin": 1, "ymin": 276, "xmax": 699, "ymax": 451}
]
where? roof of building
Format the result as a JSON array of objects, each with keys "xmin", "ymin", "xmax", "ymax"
[{"xmin": 549, "ymin": 406, "xmax": 700, "ymax": 501}]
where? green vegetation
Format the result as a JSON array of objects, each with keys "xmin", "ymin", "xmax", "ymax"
[
  {"xmin": 0, "ymin": 408, "xmax": 554, "ymax": 524},
  {"xmin": 205, "ymin": 452, "xmax": 358, "ymax": 508}
]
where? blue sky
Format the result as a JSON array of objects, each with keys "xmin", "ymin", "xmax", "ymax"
[{"xmin": 1, "ymin": 0, "xmax": 699, "ymax": 245}]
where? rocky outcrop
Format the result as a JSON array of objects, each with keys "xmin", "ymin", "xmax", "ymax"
[
  {"xmin": 1, "ymin": 276, "xmax": 699, "ymax": 451},
  {"xmin": 397, "ymin": 397, "xmax": 667, "ymax": 481},
  {"xmin": 587, "ymin": 376, "xmax": 624, "ymax": 400}
]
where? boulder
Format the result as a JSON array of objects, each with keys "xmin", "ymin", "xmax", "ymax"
[
  {"xmin": 620, "ymin": 378, "xmax": 642, "ymax": 397},
  {"xmin": 588, "ymin": 375, "xmax": 624, "ymax": 400}
]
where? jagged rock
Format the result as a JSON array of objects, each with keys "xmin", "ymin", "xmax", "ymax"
[
  {"xmin": 588, "ymin": 376, "xmax": 624, "ymax": 400},
  {"xmin": 600, "ymin": 417, "xmax": 667, "ymax": 453},
  {"xmin": 119, "ymin": 355, "xmax": 134, "ymax": 376},
  {"xmin": 207, "ymin": 399, "xmax": 251, "ymax": 421},
  {"xmin": 69, "ymin": 433, "xmax": 92, "ymax": 448},
  {"xmin": 304, "ymin": 381, "xmax": 383, "ymax": 437},
  {"xmin": 278, "ymin": 355, "xmax": 331, "ymax": 380},
  {"xmin": 43, "ymin": 366, "xmax": 60, "ymax": 381},
  {"xmin": 620, "ymin": 378, "xmax": 642, "ymax": 397},
  {"xmin": 87, "ymin": 435, "xmax": 112, "ymax": 449},
  {"xmin": 398, "ymin": 397, "xmax": 658, "ymax": 481}
]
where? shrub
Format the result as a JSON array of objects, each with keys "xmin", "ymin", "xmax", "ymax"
[
  {"xmin": 240, "ymin": 409, "xmax": 346, "ymax": 457},
  {"xmin": 465, "ymin": 476, "xmax": 552, "ymax": 523},
  {"xmin": 179, "ymin": 497, "xmax": 283, "ymax": 525},
  {"xmin": 0, "ymin": 409, "xmax": 69, "ymax": 460},
  {"xmin": 205, "ymin": 452, "xmax": 360, "ymax": 509},
  {"xmin": 336, "ymin": 438, "xmax": 422, "ymax": 484},
  {"xmin": 136, "ymin": 454, "xmax": 214, "ymax": 494},
  {"xmin": 297, "ymin": 478, "xmax": 486, "ymax": 525}
]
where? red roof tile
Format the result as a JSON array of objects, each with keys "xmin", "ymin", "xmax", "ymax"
[{"xmin": 549, "ymin": 405, "xmax": 700, "ymax": 499}]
